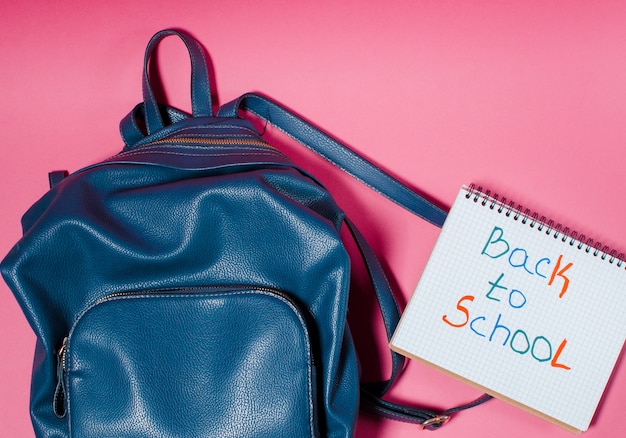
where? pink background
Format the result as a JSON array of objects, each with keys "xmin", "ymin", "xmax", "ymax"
[{"xmin": 2, "ymin": 1, "xmax": 625, "ymax": 436}]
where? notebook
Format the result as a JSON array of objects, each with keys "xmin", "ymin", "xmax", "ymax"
[{"xmin": 390, "ymin": 184, "xmax": 626, "ymax": 433}]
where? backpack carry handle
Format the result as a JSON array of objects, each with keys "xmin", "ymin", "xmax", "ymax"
[{"xmin": 142, "ymin": 29, "xmax": 213, "ymax": 135}]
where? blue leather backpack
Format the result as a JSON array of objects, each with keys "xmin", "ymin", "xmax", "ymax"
[{"xmin": 1, "ymin": 29, "xmax": 489, "ymax": 437}]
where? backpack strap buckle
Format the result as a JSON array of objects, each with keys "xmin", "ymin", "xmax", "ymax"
[{"xmin": 420, "ymin": 415, "xmax": 450, "ymax": 430}]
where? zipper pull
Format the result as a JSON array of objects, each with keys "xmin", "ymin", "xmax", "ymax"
[{"xmin": 53, "ymin": 337, "xmax": 68, "ymax": 418}]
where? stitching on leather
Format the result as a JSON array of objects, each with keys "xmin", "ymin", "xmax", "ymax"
[{"xmin": 194, "ymin": 39, "xmax": 211, "ymax": 114}]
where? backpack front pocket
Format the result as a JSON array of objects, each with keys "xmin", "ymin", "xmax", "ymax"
[{"xmin": 56, "ymin": 287, "xmax": 319, "ymax": 438}]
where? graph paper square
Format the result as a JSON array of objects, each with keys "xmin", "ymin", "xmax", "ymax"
[{"xmin": 391, "ymin": 185, "xmax": 626, "ymax": 432}]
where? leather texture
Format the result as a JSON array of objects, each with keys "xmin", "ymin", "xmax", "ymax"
[
  {"xmin": 1, "ymin": 29, "xmax": 490, "ymax": 437},
  {"xmin": 3, "ymin": 118, "xmax": 358, "ymax": 437}
]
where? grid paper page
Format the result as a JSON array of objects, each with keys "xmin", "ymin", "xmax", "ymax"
[{"xmin": 391, "ymin": 185, "xmax": 626, "ymax": 432}]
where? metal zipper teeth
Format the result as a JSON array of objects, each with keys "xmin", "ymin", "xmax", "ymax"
[
  {"xmin": 143, "ymin": 137, "xmax": 281, "ymax": 152},
  {"xmin": 92, "ymin": 285, "xmax": 284, "ymax": 303},
  {"xmin": 58, "ymin": 337, "xmax": 68, "ymax": 372},
  {"xmin": 102, "ymin": 286, "xmax": 304, "ymax": 316}
]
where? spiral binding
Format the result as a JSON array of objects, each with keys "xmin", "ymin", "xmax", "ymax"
[{"xmin": 464, "ymin": 183, "xmax": 624, "ymax": 269}]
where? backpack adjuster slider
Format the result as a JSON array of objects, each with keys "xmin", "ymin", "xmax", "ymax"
[{"xmin": 420, "ymin": 414, "xmax": 450, "ymax": 430}]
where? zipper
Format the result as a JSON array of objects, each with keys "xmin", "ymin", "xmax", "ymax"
[
  {"xmin": 88, "ymin": 286, "xmax": 306, "ymax": 318},
  {"xmin": 51, "ymin": 286, "xmax": 315, "ymax": 419},
  {"xmin": 88, "ymin": 285, "xmax": 301, "ymax": 309},
  {"xmin": 53, "ymin": 337, "xmax": 68, "ymax": 418},
  {"xmin": 141, "ymin": 136, "xmax": 280, "ymax": 152}
]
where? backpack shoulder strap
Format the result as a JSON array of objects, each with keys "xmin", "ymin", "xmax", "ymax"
[
  {"xmin": 345, "ymin": 218, "xmax": 491, "ymax": 430},
  {"xmin": 216, "ymin": 93, "xmax": 447, "ymax": 228}
]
